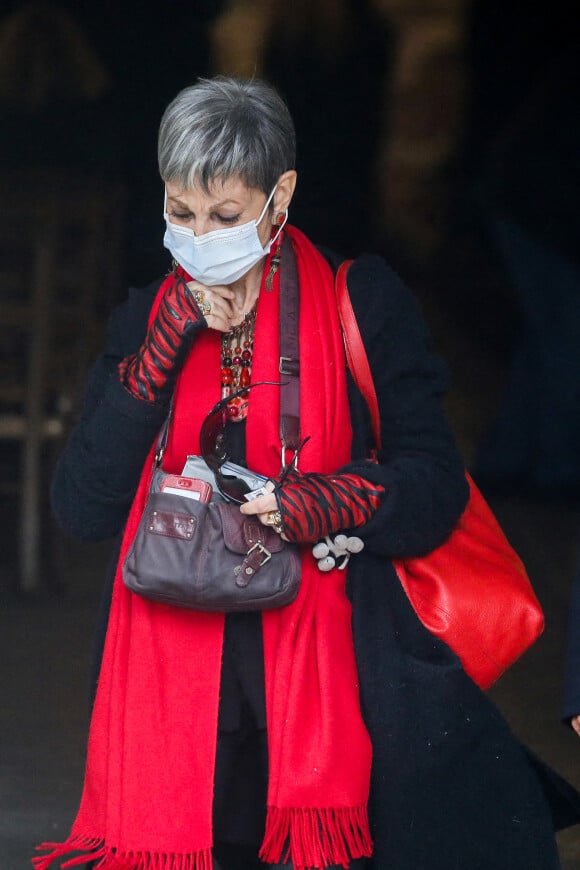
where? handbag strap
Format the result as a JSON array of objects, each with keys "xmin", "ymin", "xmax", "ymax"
[
  {"xmin": 335, "ymin": 260, "xmax": 381, "ymax": 458},
  {"xmin": 278, "ymin": 236, "xmax": 301, "ymax": 458}
]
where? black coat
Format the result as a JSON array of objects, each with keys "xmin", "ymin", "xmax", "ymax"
[{"xmin": 52, "ymin": 250, "xmax": 568, "ymax": 869}]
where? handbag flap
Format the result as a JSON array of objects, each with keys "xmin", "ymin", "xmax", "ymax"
[{"xmin": 219, "ymin": 505, "xmax": 285, "ymax": 555}]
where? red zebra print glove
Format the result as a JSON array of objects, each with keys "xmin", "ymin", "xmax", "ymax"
[
  {"xmin": 275, "ymin": 472, "xmax": 384, "ymax": 544},
  {"xmin": 118, "ymin": 276, "xmax": 206, "ymax": 402}
]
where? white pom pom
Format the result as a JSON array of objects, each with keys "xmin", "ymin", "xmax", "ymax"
[
  {"xmin": 312, "ymin": 541, "xmax": 330, "ymax": 559},
  {"xmin": 334, "ymin": 534, "xmax": 348, "ymax": 549},
  {"xmin": 317, "ymin": 555, "xmax": 336, "ymax": 572},
  {"xmin": 346, "ymin": 536, "xmax": 364, "ymax": 553}
]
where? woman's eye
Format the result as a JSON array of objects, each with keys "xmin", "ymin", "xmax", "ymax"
[
  {"xmin": 169, "ymin": 209, "xmax": 192, "ymax": 221},
  {"xmin": 217, "ymin": 214, "xmax": 241, "ymax": 225}
]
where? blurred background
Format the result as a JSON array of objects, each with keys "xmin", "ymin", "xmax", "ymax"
[{"xmin": 1, "ymin": 1, "xmax": 579, "ymax": 867}]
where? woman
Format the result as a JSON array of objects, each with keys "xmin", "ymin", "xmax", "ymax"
[{"xmin": 36, "ymin": 76, "xmax": 565, "ymax": 870}]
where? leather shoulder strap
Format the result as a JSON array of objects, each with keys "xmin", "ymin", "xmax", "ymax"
[
  {"xmin": 335, "ymin": 260, "xmax": 381, "ymax": 457},
  {"xmin": 279, "ymin": 236, "xmax": 300, "ymax": 456}
]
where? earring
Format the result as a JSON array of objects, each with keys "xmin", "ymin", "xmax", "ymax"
[{"xmin": 265, "ymin": 212, "xmax": 286, "ymax": 291}]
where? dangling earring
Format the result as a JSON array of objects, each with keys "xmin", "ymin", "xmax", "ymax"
[{"xmin": 265, "ymin": 212, "xmax": 286, "ymax": 291}]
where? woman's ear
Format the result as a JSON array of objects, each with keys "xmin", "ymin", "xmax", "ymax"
[{"xmin": 273, "ymin": 170, "xmax": 297, "ymax": 217}]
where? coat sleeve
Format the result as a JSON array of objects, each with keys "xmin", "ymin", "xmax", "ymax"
[
  {"xmin": 339, "ymin": 254, "xmax": 469, "ymax": 558},
  {"xmin": 50, "ymin": 279, "xmax": 171, "ymax": 541},
  {"xmin": 562, "ymin": 566, "xmax": 580, "ymax": 723}
]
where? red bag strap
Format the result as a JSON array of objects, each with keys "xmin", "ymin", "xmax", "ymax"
[{"xmin": 335, "ymin": 260, "xmax": 381, "ymax": 458}]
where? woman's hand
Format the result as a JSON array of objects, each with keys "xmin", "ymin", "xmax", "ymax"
[
  {"xmin": 239, "ymin": 481, "xmax": 285, "ymax": 536},
  {"xmin": 118, "ymin": 275, "xmax": 209, "ymax": 402},
  {"xmin": 185, "ymin": 279, "xmax": 244, "ymax": 333},
  {"xmin": 571, "ymin": 715, "xmax": 580, "ymax": 737},
  {"xmin": 118, "ymin": 275, "xmax": 251, "ymax": 402},
  {"xmin": 240, "ymin": 472, "xmax": 384, "ymax": 544}
]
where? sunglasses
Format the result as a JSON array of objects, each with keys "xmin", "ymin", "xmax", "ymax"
[
  {"xmin": 199, "ymin": 382, "xmax": 278, "ymax": 504},
  {"xmin": 200, "ymin": 382, "xmax": 310, "ymax": 504}
]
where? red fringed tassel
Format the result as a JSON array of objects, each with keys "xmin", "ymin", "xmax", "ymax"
[
  {"xmin": 33, "ymin": 837, "xmax": 214, "ymax": 870},
  {"xmin": 33, "ymin": 836, "xmax": 106, "ymax": 869},
  {"xmin": 259, "ymin": 805, "xmax": 373, "ymax": 870}
]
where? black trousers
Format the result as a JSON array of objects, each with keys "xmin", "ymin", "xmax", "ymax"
[{"xmin": 213, "ymin": 612, "xmax": 268, "ymax": 846}]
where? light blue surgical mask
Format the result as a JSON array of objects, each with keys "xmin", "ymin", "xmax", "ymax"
[{"xmin": 163, "ymin": 186, "xmax": 286, "ymax": 285}]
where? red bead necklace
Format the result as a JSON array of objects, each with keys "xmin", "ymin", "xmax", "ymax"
[
  {"xmin": 219, "ymin": 224, "xmax": 284, "ymax": 422},
  {"xmin": 220, "ymin": 307, "xmax": 257, "ymax": 422}
]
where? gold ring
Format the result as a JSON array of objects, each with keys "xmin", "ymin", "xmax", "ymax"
[
  {"xmin": 266, "ymin": 509, "xmax": 282, "ymax": 527},
  {"xmin": 193, "ymin": 288, "xmax": 205, "ymax": 304},
  {"xmin": 194, "ymin": 298, "xmax": 210, "ymax": 316}
]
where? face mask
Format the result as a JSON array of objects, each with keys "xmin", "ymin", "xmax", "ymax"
[{"xmin": 162, "ymin": 186, "xmax": 286, "ymax": 285}]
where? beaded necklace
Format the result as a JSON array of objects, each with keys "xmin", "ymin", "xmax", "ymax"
[
  {"xmin": 219, "ymin": 224, "xmax": 284, "ymax": 422},
  {"xmin": 220, "ymin": 307, "xmax": 257, "ymax": 422}
]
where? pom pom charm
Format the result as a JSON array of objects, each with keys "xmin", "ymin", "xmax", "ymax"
[
  {"xmin": 311, "ymin": 534, "xmax": 365, "ymax": 572},
  {"xmin": 317, "ymin": 555, "xmax": 336, "ymax": 572},
  {"xmin": 345, "ymin": 536, "xmax": 364, "ymax": 554},
  {"xmin": 312, "ymin": 541, "xmax": 330, "ymax": 559}
]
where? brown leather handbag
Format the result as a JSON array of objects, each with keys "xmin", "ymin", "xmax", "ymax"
[
  {"xmin": 122, "ymin": 474, "xmax": 301, "ymax": 611},
  {"xmin": 123, "ymin": 238, "xmax": 303, "ymax": 613}
]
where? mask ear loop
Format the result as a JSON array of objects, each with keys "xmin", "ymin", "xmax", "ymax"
[{"xmin": 257, "ymin": 182, "xmax": 288, "ymax": 241}]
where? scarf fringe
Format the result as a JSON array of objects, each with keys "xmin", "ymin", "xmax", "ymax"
[
  {"xmin": 33, "ymin": 836, "xmax": 213, "ymax": 870},
  {"xmin": 259, "ymin": 805, "xmax": 373, "ymax": 869}
]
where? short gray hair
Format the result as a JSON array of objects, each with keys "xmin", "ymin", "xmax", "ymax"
[{"xmin": 158, "ymin": 76, "xmax": 296, "ymax": 194}]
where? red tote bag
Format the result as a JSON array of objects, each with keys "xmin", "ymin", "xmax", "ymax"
[{"xmin": 335, "ymin": 261, "xmax": 544, "ymax": 689}]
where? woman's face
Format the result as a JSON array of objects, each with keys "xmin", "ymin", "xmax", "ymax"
[{"xmin": 165, "ymin": 177, "xmax": 276, "ymax": 247}]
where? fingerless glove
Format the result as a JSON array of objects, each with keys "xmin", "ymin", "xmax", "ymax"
[
  {"xmin": 275, "ymin": 471, "xmax": 384, "ymax": 544},
  {"xmin": 118, "ymin": 276, "xmax": 205, "ymax": 402}
]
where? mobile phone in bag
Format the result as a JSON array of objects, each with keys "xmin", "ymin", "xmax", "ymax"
[{"xmin": 159, "ymin": 475, "xmax": 213, "ymax": 502}]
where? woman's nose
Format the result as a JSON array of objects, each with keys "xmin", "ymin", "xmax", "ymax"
[{"xmin": 192, "ymin": 219, "xmax": 214, "ymax": 237}]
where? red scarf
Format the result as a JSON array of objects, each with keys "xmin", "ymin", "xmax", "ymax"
[{"xmin": 35, "ymin": 226, "xmax": 373, "ymax": 870}]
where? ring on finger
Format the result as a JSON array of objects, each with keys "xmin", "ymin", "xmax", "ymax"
[
  {"xmin": 193, "ymin": 288, "xmax": 205, "ymax": 304},
  {"xmin": 266, "ymin": 510, "xmax": 283, "ymax": 533}
]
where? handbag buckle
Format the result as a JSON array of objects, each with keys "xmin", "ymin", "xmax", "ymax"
[
  {"xmin": 234, "ymin": 542, "xmax": 272, "ymax": 587},
  {"xmin": 246, "ymin": 541, "xmax": 272, "ymax": 568}
]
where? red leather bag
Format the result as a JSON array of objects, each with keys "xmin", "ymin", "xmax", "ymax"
[{"xmin": 335, "ymin": 261, "xmax": 545, "ymax": 689}]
